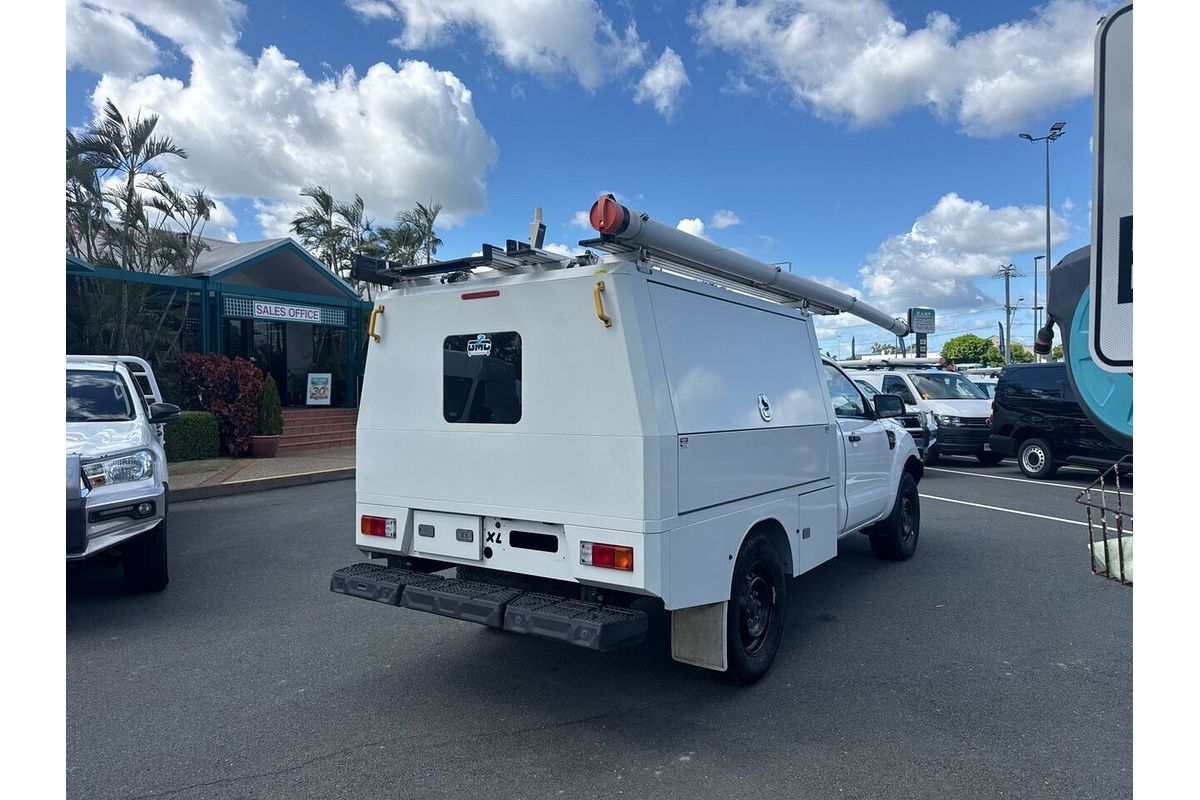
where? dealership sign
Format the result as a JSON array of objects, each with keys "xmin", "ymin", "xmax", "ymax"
[
  {"xmin": 254, "ymin": 302, "xmax": 322, "ymax": 322},
  {"xmin": 907, "ymin": 307, "xmax": 936, "ymax": 335},
  {"xmin": 1090, "ymin": 3, "xmax": 1132, "ymax": 373}
]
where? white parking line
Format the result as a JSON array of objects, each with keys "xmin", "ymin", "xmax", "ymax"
[
  {"xmin": 925, "ymin": 466, "xmax": 1132, "ymax": 496},
  {"xmin": 920, "ymin": 493, "xmax": 1101, "ymax": 528}
]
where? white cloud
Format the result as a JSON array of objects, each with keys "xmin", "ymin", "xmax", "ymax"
[
  {"xmin": 542, "ymin": 241, "xmax": 581, "ymax": 258},
  {"xmin": 856, "ymin": 192, "xmax": 1070, "ymax": 311},
  {"xmin": 67, "ymin": 1, "xmax": 160, "ymax": 77},
  {"xmin": 691, "ymin": 0, "xmax": 1104, "ymax": 136},
  {"xmin": 710, "ymin": 209, "xmax": 741, "ymax": 229},
  {"xmin": 352, "ymin": 0, "xmax": 647, "ymax": 90},
  {"xmin": 82, "ymin": 3, "xmax": 498, "ymax": 236},
  {"xmin": 569, "ymin": 210, "xmax": 592, "ymax": 229},
  {"xmin": 634, "ymin": 47, "xmax": 689, "ymax": 119},
  {"xmin": 676, "ymin": 218, "xmax": 707, "ymax": 238}
]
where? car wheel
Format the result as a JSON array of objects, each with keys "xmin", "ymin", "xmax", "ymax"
[
  {"xmin": 123, "ymin": 520, "xmax": 168, "ymax": 593},
  {"xmin": 725, "ymin": 531, "xmax": 786, "ymax": 685},
  {"xmin": 1018, "ymin": 438, "xmax": 1058, "ymax": 479},
  {"xmin": 869, "ymin": 473, "xmax": 920, "ymax": 561},
  {"xmin": 976, "ymin": 451, "xmax": 1005, "ymax": 465}
]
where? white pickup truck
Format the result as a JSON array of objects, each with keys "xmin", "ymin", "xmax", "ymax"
[
  {"xmin": 331, "ymin": 198, "xmax": 923, "ymax": 683},
  {"xmin": 67, "ymin": 356, "xmax": 180, "ymax": 592}
]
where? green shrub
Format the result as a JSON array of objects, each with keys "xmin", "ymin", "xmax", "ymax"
[
  {"xmin": 164, "ymin": 411, "xmax": 220, "ymax": 462},
  {"xmin": 257, "ymin": 376, "xmax": 284, "ymax": 436}
]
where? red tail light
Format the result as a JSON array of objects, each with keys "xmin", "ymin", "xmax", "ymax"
[
  {"xmin": 461, "ymin": 290, "xmax": 500, "ymax": 300},
  {"xmin": 360, "ymin": 515, "xmax": 397, "ymax": 538},
  {"xmin": 580, "ymin": 541, "xmax": 633, "ymax": 571}
]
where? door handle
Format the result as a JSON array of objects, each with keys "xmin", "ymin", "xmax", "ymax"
[{"xmin": 848, "ymin": 433, "xmax": 862, "ymax": 443}]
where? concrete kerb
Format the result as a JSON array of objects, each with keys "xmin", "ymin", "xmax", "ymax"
[{"xmin": 173, "ymin": 467, "xmax": 355, "ymax": 502}]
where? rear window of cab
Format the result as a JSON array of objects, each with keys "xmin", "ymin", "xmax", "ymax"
[{"xmin": 443, "ymin": 332, "xmax": 522, "ymax": 424}]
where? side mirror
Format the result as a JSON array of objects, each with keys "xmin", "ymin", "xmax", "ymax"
[
  {"xmin": 149, "ymin": 402, "xmax": 182, "ymax": 424},
  {"xmin": 873, "ymin": 394, "xmax": 905, "ymax": 418}
]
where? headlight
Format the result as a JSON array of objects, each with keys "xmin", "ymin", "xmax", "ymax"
[
  {"xmin": 82, "ymin": 450, "xmax": 154, "ymax": 487},
  {"xmin": 934, "ymin": 415, "xmax": 963, "ymax": 427}
]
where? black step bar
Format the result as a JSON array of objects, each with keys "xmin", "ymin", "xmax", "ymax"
[{"xmin": 330, "ymin": 563, "xmax": 647, "ymax": 651}]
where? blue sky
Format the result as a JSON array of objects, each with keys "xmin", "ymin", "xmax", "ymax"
[{"xmin": 66, "ymin": 0, "xmax": 1110, "ymax": 353}]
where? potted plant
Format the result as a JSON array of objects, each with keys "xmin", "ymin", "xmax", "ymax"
[{"xmin": 250, "ymin": 375, "xmax": 284, "ymax": 458}]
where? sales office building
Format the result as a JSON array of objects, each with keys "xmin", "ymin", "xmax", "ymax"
[{"xmin": 67, "ymin": 238, "xmax": 372, "ymax": 408}]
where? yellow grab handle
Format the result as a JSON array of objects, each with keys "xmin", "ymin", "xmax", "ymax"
[
  {"xmin": 368, "ymin": 305, "xmax": 384, "ymax": 342},
  {"xmin": 593, "ymin": 281, "xmax": 612, "ymax": 328}
]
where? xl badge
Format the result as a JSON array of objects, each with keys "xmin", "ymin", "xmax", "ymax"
[
  {"xmin": 466, "ymin": 333, "xmax": 492, "ymax": 357},
  {"xmin": 758, "ymin": 394, "xmax": 772, "ymax": 422}
]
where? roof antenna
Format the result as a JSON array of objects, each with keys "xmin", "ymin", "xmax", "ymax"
[{"xmin": 528, "ymin": 207, "xmax": 546, "ymax": 249}]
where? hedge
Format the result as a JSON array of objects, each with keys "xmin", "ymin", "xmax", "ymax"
[{"xmin": 164, "ymin": 411, "xmax": 220, "ymax": 462}]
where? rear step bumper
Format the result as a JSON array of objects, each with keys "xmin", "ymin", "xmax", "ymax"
[{"xmin": 330, "ymin": 562, "xmax": 647, "ymax": 651}]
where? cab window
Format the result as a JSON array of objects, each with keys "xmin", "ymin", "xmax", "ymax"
[
  {"xmin": 882, "ymin": 375, "xmax": 917, "ymax": 404},
  {"xmin": 823, "ymin": 364, "xmax": 869, "ymax": 419}
]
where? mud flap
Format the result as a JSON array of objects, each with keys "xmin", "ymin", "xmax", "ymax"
[{"xmin": 670, "ymin": 601, "xmax": 728, "ymax": 672}]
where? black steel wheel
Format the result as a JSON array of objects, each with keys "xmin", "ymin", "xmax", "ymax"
[
  {"xmin": 726, "ymin": 531, "xmax": 786, "ymax": 685},
  {"xmin": 869, "ymin": 472, "xmax": 920, "ymax": 561},
  {"xmin": 1018, "ymin": 437, "xmax": 1058, "ymax": 479}
]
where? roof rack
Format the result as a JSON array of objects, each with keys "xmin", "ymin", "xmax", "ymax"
[
  {"xmin": 352, "ymin": 239, "xmax": 582, "ymax": 287},
  {"xmin": 840, "ymin": 358, "xmax": 943, "ymax": 371},
  {"xmin": 356, "ymin": 198, "xmax": 912, "ymax": 338}
]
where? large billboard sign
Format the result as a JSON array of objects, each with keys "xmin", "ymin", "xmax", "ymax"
[{"xmin": 1090, "ymin": 3, "xmax": 1132, "ymax": 373}]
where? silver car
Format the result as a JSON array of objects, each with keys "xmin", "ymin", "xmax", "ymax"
[{"xmin": 66, "ymin": 356, "xmax": 180, "ymax": 592}]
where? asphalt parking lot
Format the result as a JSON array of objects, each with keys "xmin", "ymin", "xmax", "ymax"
[{"xmin": 67, "ymin": 458, "xmax": 1131, "ymax": 800}]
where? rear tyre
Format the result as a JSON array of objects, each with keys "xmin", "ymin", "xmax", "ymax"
[
  {"xmin": 123, "ymin": 520, "xmax": 169, "ymax": 593},
  {"xmin": 1017, "ymin": 438, "xmax": 1058, "ymax": 479},
  {"xmin": 976, "ymin": 451, "xmax": 1005, "ymax": 465},
  {"xmin": 725, "ymin": 531, "xmax": 786, "ymax": 685},
  {"xmin": 868, "ymin": 473, "xmax": 920, "ymax": 561}
]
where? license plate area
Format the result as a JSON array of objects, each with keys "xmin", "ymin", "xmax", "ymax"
[{"xmin": 411, "ymin": 511, "xmax": 483, "ymax": 561}]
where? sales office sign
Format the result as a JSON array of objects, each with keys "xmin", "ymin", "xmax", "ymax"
[{"xmin": 254, "ymin": 301, "xmax": 322, "ymax": 322}]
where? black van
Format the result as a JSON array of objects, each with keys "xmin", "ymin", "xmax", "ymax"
[{"xmin": 988, "ymin": 363, "xmax": 1131, "ymax": 479}]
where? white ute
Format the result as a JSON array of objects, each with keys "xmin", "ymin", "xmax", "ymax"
[
  {"xmin": 67, "ymin": 356, "xmax": 180, "ymax": 592},
  {"xmin": 331, "ymin": 196, "xmax": 924, "ymax": 683}
]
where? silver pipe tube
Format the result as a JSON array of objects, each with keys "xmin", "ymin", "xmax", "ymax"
[{"xmin": 589, "ymin": 195, "xmax": 910, "ymax": 337}]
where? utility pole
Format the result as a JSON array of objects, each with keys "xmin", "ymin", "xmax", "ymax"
[{"xmin": 996, "ymin": 263, "xmax": 1022, "ymax": 364}]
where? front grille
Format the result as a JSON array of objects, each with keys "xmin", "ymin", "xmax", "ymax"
[{"xmin": 962, "ymin": 417, "xmax": 990, "ymax": 427}]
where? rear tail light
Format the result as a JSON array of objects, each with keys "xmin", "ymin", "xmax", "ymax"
[
  {"xmin": 360, "ymin": 515, "xmax": 397, "ymax": 538},
  {"xmin": 580, "ymin": 541, "xmax": 633, "ymax": 571}
]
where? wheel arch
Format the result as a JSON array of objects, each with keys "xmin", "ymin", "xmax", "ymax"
[{"xmin": 742, "ymin": 517, "xmax": 793, "ymax": 578}]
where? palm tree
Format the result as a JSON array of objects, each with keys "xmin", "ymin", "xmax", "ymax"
[
  {"xmin": 290, "ymin": 184, "xmax": 347, "ymax": 273},
  {"xmin": 398, "ymin": 200, "xmax": 446, "ymax": 266},
  {"xmin": 74, "ymin": 99, "xmax": 187, "ymax": 270},
  {"xmin": 66, "ymin": 130, "xmax": 110, "ymax": 264}
]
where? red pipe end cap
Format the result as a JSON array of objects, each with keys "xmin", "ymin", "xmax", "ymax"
[{"xmin": 589, "ymin": 194, "xmax": 626, "ymax": 234}]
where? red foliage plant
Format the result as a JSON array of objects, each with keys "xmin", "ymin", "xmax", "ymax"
[{"xmin": 177, "ymin": 353, "xmax": 265, "ymax": 456}]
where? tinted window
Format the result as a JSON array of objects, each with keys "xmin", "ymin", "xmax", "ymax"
[
  {"xmin": 882, "ymin": 375, "xmax": 917, "ymax": 404},
  {"xmin": 1004, "ymin": 365, "xmax": 1065, "ymax": 400},
  {"xmin": 976, "ymin": 382, "xmax": 997, "ymax": 399},
  {"xmin": 909, "ymin": 373, "xmax": 987, "ymax": 400},
  {"xmin": 67, "ymin": 370, "xmax": 135, "ymax": 422},
  {"xmin": 823, "ymin": 364, "xmax": 868, "ymax": 418},
  {"xmin": 444, "ymin": 332, "xmax": 522, "ymax": 424}
]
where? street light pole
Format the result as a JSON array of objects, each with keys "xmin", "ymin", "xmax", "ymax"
[{"xmin": 1019, "ymin": 122, "xmax": 1066, "ymax": 359}]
